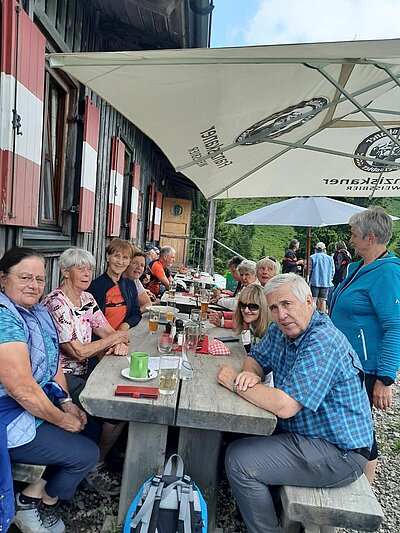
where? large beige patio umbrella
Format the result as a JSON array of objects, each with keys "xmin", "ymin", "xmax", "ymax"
[{"xmin": 49, "ymin": 39, "xmax": 400, "ymax": 200}]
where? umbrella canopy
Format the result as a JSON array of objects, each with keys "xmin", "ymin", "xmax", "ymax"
[
  {"xmin": 48, "ymin": 39, "xmax": 400, "ymax": 199},
  {"xmin": 226, "ymin": 197, "xmax": 368, "ymax": 227},
  {"xmin": 226, "ymin": 197, "xmax": 398, "ymax": 276}
]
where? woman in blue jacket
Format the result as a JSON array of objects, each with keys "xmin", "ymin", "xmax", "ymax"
[{"xmin": 330, "ymin": 206, "xmax": 400, "ymax": 484}]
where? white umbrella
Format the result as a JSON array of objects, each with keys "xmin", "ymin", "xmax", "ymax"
[
  {"xmin": 226, "ymin": 197, "xmax": 398, "ymax": 275},
  {"xmin": 48, "ymin": 39, "xmax": 400, "ymax": 199},
  {"xmin": 226, "ymin": 197, "xmax": 367, "ymax": 227}
]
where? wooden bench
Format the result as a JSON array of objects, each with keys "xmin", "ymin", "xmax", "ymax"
[
  {"xmin": 12, "ymin": 463, "xmax": 46, "ymax": 484},
  {"xmin": 280, "ymin": 474, "xmax": 384, "ymax": 533}
]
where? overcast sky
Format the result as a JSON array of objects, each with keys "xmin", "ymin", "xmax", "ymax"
[{"xmin": 211, "ymin": 0, "xmax": 400, "ymax": 47}]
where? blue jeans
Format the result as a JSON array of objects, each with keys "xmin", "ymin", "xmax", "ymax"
[
  {"xmin": 225, "ymin": 432, "xmax": 367, "ymax": 533},
  {"xmin": 9, "ymin": 421, "xmax": 99, "ymax": 500}
]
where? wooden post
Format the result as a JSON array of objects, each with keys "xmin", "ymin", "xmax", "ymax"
[
  {"xmin": 204, "ymin": 199, "xmax": 217, "ymax": 274},
  {"xmin": 305, "ymin": 227, "xmax": 311, "ymax": 279}
]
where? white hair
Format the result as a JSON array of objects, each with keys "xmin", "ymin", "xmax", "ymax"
[{"xmin": 264, "ymin": 273, "xmax": 311, "ymax": 303}]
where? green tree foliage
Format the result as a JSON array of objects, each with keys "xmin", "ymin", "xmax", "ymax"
[{"xmin": 189, "ymin": 194, "xmax": 400, "ymax": 274}]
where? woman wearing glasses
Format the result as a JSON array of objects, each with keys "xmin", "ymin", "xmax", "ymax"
[
  {"xmin": 0, "ymin": 247, "xmax": 99, "ymax": 533},
  {"xmin": 88, "ymin": 238, "xmax": 141, "ymax": 332}
]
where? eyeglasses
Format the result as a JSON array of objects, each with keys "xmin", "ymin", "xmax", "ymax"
[
  {"xmin": 238, "ymin": 302, "xmax": 260, "ymax": 312},
  {"xmin": 8, "ymin": 272, "xmax": 47, "ymax": 286}
]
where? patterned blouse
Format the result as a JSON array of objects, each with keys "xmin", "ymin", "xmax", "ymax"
[{"xmin": 43, "ymin": 289, "xmax": 108, "ymax": 375}]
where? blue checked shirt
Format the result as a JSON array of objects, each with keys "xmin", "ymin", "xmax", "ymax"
[{"xmin": 250, "ymin": 311, "xmax": 373, "ymax": 450}]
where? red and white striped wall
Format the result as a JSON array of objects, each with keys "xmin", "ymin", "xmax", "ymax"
[
  {"xmin": 147, "ymin": 181, "xmax": 155, "ymax": 241},
  {"xmin": 129, "ymin": 161, "xmax": 141, "ymax": 240},
  {"xmin": 78, "ymin": 96, "xmax": 100, "ymax": 233},
  {"xmin": 0, "ymin": 0, "xmax": 45, "ymax": 226},
  {"xmin": 107, "ymin": 136, "xmax": 125, "ymax": 236},
  {"xmin": 153, "ymin": 191, "xmax": 163, "ymax": 241}
]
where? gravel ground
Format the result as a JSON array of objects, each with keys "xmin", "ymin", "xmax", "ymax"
[{"xmin": 11, "ymin": 381, "xmax": 400, "ymax": 532}]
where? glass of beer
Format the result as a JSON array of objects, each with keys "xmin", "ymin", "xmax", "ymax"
[
  {"xmin": 200, "ymin": 289, "xmax": 210, "ymax": 315},
  {"xmin": 159, "ymin": 354, "xmax": 180, "ymax": 395},
  {"xmin": 168, "ymin": 280, "xmax": 177, "ymax": 299},
  {"xmin": 165, "ymin": 301, "xmax": 176, "ymax": 322},
  {"xmin": 148, "ymin": 309, "xmax": 160, "ymax": 334}
]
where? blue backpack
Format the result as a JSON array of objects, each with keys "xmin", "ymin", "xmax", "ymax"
[{"xmin": 123, "ymin": 454, "xmax": 207, "ymax": 533}]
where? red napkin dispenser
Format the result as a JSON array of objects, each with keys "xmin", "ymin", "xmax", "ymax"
[{"xmin": 115, "ymin": 385, "xmax": 159, "ymax": 399}]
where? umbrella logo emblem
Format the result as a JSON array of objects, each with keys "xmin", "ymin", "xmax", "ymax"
[
  {"xmin": 354, "ymin": 128, "xmax": 400, "ymax": 173},
  {"xmin": 235, "ymin": 97, "xmax": 329, "ymax": 145}
]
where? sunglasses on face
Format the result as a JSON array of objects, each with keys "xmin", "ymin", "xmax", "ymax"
[{"xmin": 238, "ymin": 302, "xmax": 260, "ymax": 312}]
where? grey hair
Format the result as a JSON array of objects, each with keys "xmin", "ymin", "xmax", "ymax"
[
  {"xmin": 159, "ymin": 246, "xmax": 175, "ymax": 258},
  {"xmin": 58, "ymin": 248, "xmax": 96, "ymax": 271},
  {"xmin": 264, "ymin": 273, "xmax": 311, "ymax": 303},
  {"xmin": 289, "ymin": 239, "xmax": 299, "ymax": 249},
  {"xmin": 349, "ymin": 206, "xmax": 392, "ymax": 244},
  {"xmin": 237, "ymin": 259, "xmax": 257, "ymax": 275},
  {"xmin": 256, "ymin": 256, "xmax": 281, "ymax": 275}
]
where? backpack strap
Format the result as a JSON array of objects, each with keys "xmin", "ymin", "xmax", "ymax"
[
  {"xmin": 178, "ymin": 476, "xmax": 195, "ymax": 533},
  {"xmin": 164, "ymin": 454, "xmax": 184, "ymax": 477},
  {"xmin": 130, "ymin": 476, "xmax": 163, "ymax": 533}
]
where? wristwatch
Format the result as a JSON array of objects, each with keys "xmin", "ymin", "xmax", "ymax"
[{"xmin": 377, "ymin": 376, "xmax": 395, "ymax": 386}]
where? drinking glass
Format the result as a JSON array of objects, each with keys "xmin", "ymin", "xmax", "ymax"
[
  {"xmin": 168, "ymin": 280, "xmax": 177, "ymax": 299},
  {"xmin": 158, "ymin": 334, "xmax": 173, "ymax": 355},
  {"xmin": 148, "ymin": 309, "xmax": 160, "ymax": 334},
  {"xmin": 159, "ymin": 354, "xmax": 180, "ymax": 395},
  {"xmin": 200, "ymin": 289, "xmax": 210, "ymax": 316},
  {"xmin": 166, "ymin": 301, "xmax": 176, "ymax": 322}
]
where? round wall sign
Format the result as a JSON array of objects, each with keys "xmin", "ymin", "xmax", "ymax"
[{"xmin": 171, "ymin": 203, "xmax": 183, "ymax": 217}]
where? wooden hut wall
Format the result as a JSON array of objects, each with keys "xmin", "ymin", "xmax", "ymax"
[{"xmin": 0, "ymin": 0, "xmax": 197, "ymax": 284}]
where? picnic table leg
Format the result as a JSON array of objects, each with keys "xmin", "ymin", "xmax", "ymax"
[
  {"xmin": 178, "ymin": 427, "xmax": 223, "ymax": 533},
  {"xmin": 118, "ymin": 421, "xmax": 169, "ymax": 524}
]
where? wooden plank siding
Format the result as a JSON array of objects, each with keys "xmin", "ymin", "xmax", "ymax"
[{"xmin": 0, "ymin": 0, "xmax": 200, "ymax": 284}]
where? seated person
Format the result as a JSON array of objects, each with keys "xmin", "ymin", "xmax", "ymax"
[
  {"xmin": 212, "ymin": 259, "xmax": 257, "ymax": 311},
  {"xmin": 88, "ymin": 238, "xmax": 141, "ymax": 331},
  {"xmin": 43, "ymin": 248, "xmax": 131, "ymax": 496},
  {"xmin": 233, "ymin": 284, "xmax": 273, "ymax": 354},
  {"xmin": 144, "ymin": 243, "xmax": 159, "ymax": 268},
  {"xmin": 212, "ymin": 255, "xmax": 243, "ymax": 302},
  {"xmin": 147, "ymin": 246, "xmax": 176, "ymax": 297},
  {"xmin": 256, "ymin": 255, "xmax": 280, "ymax": 288},
  {"xmin": 0, "ymin": 247, "xmax": 99, "ymax": 533},
  {"xmin": 217, "ymin": 273, "xmax": 373, "ymax": 533},
  {"xmin": 123, "ymin": 250, "xmax": 154, "ymax": 312}
]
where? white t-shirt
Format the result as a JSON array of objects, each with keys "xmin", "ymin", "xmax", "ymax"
[{"xmin": 134, "ymin": 279, "xmax": 146, "ymax": 296}]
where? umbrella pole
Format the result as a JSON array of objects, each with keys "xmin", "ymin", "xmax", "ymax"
[{"xmin": 305, "ymin": 227, "xmax": 311, "ymax": 280}]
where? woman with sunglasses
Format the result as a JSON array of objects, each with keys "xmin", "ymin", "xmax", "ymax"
[{"xmin": 234, "ymin": 284, "xmax": 273, "ymax": 346}]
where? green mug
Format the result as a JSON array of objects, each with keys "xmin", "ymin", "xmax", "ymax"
[{"xmin": 129, "ymin": 352, "xmax": 149, "ymax": 378}]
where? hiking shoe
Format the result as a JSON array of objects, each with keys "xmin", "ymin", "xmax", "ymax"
[
  {"xmin": 14, "ymin": 493, "xmax": 51, "ymax": 533},
  {"xmin": 40, "ymin": 502, "xmax": 66, "ymax": 533},
  {"xmin": 82, "ymin": 462, "xmax": 120, "ymax": 496}
]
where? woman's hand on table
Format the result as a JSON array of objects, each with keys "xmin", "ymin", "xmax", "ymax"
[
  {"xmin": 208, "ymin": 310, "xmax": 223, "ymax": 327},
  {"xmin": 111, "ymin": 342, "xmax": 129, "ymax": 356},
  {"xmin": 235, "ymin": 371, "xmax": 262, "ymax": 392}
]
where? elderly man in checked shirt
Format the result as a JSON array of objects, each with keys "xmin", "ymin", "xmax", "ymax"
[{"xmin": 217, "ymin": 273, "xmax": 373, "ymax": 533}]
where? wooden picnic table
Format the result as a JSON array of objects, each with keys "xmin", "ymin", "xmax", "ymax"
[{"xmin": 79, "ymin": 317, "xmax": 277, "ymax": 531}]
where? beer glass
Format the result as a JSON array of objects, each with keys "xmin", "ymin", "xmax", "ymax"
[{"xmin": 148, "ymin": 309, "xmax": 160, "ymax": 334}]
